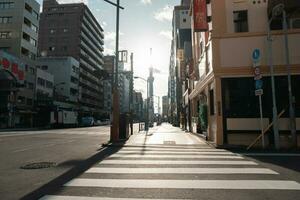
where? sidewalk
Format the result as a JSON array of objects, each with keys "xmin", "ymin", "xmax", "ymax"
[{"xmin": 127, "ymin": 123, "xmax": 207, "ymax": 146}]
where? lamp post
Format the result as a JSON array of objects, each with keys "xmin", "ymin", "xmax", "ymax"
[
  {"xmin": 268, "ymin": 3, "xmax": 297, "ymax": 149},
  {"xmin": 134, "ymin": 76, "xmax": 149, "ymax": 131},
  {"xmin": 102, "ymin": 0, "xmax": 124, "ymax": 142}
]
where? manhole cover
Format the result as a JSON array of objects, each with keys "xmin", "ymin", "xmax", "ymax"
[
  {"xmin": 20, "ymin": 162, "xmax": 57, "ymax": 170},
  {"xmin": 164, "ymin": 141, "xmax": 176, "ymax": 145}
]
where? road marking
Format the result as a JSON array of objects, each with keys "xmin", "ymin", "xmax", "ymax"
[
  {"xmin": 119, "ymin": 147, "xmax": 226, "ymax": 152},
  {"xmin": 86, "ymin": 167, "xmax": 278, "ymax": 174},
  {"xmin": 109, "ymin": 154, "xmax": 244, "ymax": 159},
  {"xmin": 65, "ymin": 179, "xmax": 300, "ymax": 190},
  {"xmin": 117, "ymin": 150, "xmax": 232, "ymax": 154},
  {"xmin": 40, "ymin": 195, "xmax": 184, "ymax": 200},
  {"xmin": 99, "ymin": 160, "xmax": 258, "ymax": 165},
  {"xmin": 241, "ymin": 153, "xmax": 300, "ymax": 157}
]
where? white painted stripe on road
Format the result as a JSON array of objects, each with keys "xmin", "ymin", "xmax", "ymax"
[
  {"xmin": 99, "ymin": 160, "xmax": 258, "ymax": 165},
  {"xmin": 242, "ymin": 153, "xmax": 300, "ymax": 157},
  {"xmin": 85, "ymin": 167, "xmax": 278, "ymax": 174},
  {"xmin": 109, "ymin": 154, "xmax": 244, "ymax": 159},
  {"xmin": 65, "ymin": 179, "xmax": 300, "ymax": 190},
  {"xmin": 120, "ymin": 147, "xmax": 226, "ymax": 152},
  {"xmin": 40, "ymin": 195, "xmax": 184, "ymax": 200},
  {"xmin": 117, "ymin": 151, "xmax": 234, "ymax": 155}
]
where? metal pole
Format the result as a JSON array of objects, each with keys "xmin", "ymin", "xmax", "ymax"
[
  {"xmin": 282, "ymin": 10, "xmax": 297, "ymax": 148},
  {"xmin": 267, "ymin": 21, "xmax": 280, "ymax": 150},
  {"xmin": 259, "ymin": 95, "xmax": 265, "ymax": 149},
  {"xmin": 130, "ymin": 53, "xmax": 134, "ymax": 135},
  {"xmin": 146, "ymin": 80, "xmax": 149, "ymax": 131},
  {"xmin": 111, "ymin": 0, "xmax": 120, "ymax": 142}
]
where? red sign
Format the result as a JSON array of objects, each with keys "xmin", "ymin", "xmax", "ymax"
[
  {"xmin": 2, "ymin": 58, "xmax": 10, "ymax": 69},
  {"xmin": 18, "ymin": 70, "xmax": 24, "ymax": 81},
  {"xmin": 193, "ymin": 0, "xmax": 208, "ymax": 32},
  {"xmin": 11, "ymin": 63, "xmax": 19, "ymax": 74}
]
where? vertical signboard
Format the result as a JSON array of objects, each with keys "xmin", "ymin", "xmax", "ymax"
[
  {"xmin": 193, "ymin": 0, "xmax": 208, "ymax": 32},
  {"xmin": 0, "ymin": 51, "xmax": 25, "ymax": 85}
]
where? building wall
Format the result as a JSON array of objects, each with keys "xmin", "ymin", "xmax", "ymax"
[{"xmin": 38, "ymin": 0, "xmax": 104, "ymax": 114}]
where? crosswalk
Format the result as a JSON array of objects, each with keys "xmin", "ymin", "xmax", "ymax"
[{"xmin": 40, "ymin": 144, "xmax": 300, "ymax": 200}]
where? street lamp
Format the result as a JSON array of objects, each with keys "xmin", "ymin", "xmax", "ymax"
[
  {"xmin": 134, "ymin": 76, "xmax": 149, "ymax": 131},
  {"xmin": 267, "ymin": 3, "xmax": 297, "ymax": 149}
]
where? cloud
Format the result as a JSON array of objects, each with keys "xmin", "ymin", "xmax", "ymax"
[
  {"xmin": 58, "ymin": 0, "xmax": 88, "ymax": 5},
  {"xmin": 154, "ymin": 5, "xmax": 173, "ymax": 22},
  {"xmin": 141, "ymin": 0, "xmax": 152, "ymax": 5},
  {"xmin": 105, "ymin": 31, "xmax": 124, "ymax": 41},
  {"xmin": 159, "ymin": 30, "xmax": 172, "ymax": 40}
]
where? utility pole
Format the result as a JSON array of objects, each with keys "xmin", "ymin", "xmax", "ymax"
[
  {"xmin": 129, "ymin": 53, "xmax": 134, "ymax": 135},
  {"xmin": 106, "ymin": 0, "xmax": 124, "ymax": 142},
  {"xmin": 282, "ymin": 9, "xmax": 297, "ymax": 148}
]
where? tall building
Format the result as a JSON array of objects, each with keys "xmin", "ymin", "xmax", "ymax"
[
  {"xmin": 38, "ymin": 0, "xmax": 104, "ymax": 117},
  {"xmin": 0, "ymin": 0, "xmax": 40, "ymax": 128},
  {"xmin": 188, "ymin": 0, "xmax": 300, "ymax": 147},
  {"xmin": 169, "ymin": 1, "xmax": 192, "ymax": 129}
]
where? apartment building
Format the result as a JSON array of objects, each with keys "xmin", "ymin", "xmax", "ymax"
[
  {"xmin": 188, "ymin": 0, "xmax": 300, "ymax": 148},
  {"xmin": 0, "ymin": 0, "xmax": 40, "ymax": 128},
  {"xmin": 38, "ymin": 0, "xmax": 104, "ymax": 117}
]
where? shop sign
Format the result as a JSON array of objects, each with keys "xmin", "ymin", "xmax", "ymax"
[
  {"xmin": 193, "ymin": 0, "xmax": 208, "ymax": 32},
  {"xmin": 0, "ymin": 51, "xmax": 25, "ymax": 84}
]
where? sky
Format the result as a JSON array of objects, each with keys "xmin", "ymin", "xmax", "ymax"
[{"xmin": 37, "ymin": 0, "xmax": 180, "ymax": 110}]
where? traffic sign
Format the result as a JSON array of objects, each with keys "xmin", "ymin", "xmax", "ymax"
[
  {"xmin": 255, "ymin": 79, "xmax": 263, "ymax": 90},
  {"xmin": 255, "ymin": 89, "xmax": 264, "ymax": 96},
  {"xmin": 252, "ymin": 49, "xmax": 261, "ymax": 63}
]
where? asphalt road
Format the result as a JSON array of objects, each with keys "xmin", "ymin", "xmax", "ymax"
[
  {"xmin": 1, "ymin": 124, "xmax": 300, "ymax": 200},
  {"xmin": 0, "ymin": 126, "xmax": 112, "ymax": 200}
]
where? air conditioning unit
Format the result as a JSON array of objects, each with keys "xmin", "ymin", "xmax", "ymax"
[{"xmin": 290, "ymin": 18, "xmax": 300, "ymax": 29}]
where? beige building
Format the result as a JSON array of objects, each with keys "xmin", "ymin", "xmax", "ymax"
[{"xmin": 189, "ymin": 0, "xmax": 300, "ymax": 148}]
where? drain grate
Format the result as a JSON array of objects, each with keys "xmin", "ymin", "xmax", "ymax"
[
  {"xmin": 163, "ymin": 141, "xmax": 176, "ymax": 145},
  {"xmin": 20, "ymin": 162, "xmax": 57, "ymax": 170}
]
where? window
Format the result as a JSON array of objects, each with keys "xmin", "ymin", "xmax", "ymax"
[
  {"xmin": 63, "ymin": 28, "xmax": 68, "ymax": 33},
  {"xmin": 31, "ymin": 24, "xmax": 38, "ymax": 32},
  {"xmin": 0, "ymin": 47, "xmax": 10, "ymax": 51},
  {"xmin": 41, "ymin": 65, "xmax": 48, "ymax": 70},
  {"xmin": 183, "ymin": 18, "xmax": 186, "ymax": 23},
  {"xmin": 49, "ymin": 46, "xmax": 55, "ymax": 51},
  {"xmin": 28, "ymin": 82, "xmax": 34, "ymax": 89},
  {"xmin": 17, "ymin": 96, "xmax": 26, "ymax": 104},
  {"xmin": 30, "ymin": 67, "xmax": 35, "ymax": 74},
  {"xmin": 0, "ymin": 2, "xmax": 14, "ymax": 9},
  {"xmin": 25, "ymin": 3, "xmax": 32, "ymax": 13},
  {"xmin": 0, "ymin": 32, "xmax": 12, "ymax": 39},
  {"xmin": 30, "ymin": 38, "xmax": 37, "ymax": 47},
  {"xmin": 27, "ymin": 98, "xmax": 33, "ymax": 106},
  {"xmin": 209, "ymin": 89, "xmax": 215, "ymax": 115},
  {"xmin": 0, "ymin": 17, "xmax": 12, "ymax": 24},
  {"xmin": 37, "ymin": 78, "xmax": 45, "ymax": 86},
  {"xmin": 71, "ymin": 76, "xmax": 79, "ymax": 84},
  {"xmin": 33, "ymin": 11, "xmax": 39, "ymax": 20},
  {"xmin": 46, "ymin": 81, "xmax": 53, "ymax": 89},
  {"xmin": 50, "ymin": 29, "xmax": 56, "ymax": 34},
  {"xmin": 233, "ymin": 10, "xmax": 248, "ymax": 32},
  {"xmin": 62, "ymin": 46, "xmax": 68, "ymax": 51}
]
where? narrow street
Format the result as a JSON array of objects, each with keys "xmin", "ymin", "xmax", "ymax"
[{"xmin": 22, "ymin": 124, "xmax": 299, "ymax": 200}]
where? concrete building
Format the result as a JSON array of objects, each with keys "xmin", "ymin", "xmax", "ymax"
[
  {"xmin": 188, "ymin": 0, "xmax": 300, "ymax": 148},
  {"xmin": 0, "ymin": 0, "xmax": 40, "ymax": 128},
  {"xmin": 38, "ymin": 0, "xmax": 104, "ymax": 117},
  {"xmin": 133, "ymin": 91, "xmax": 143, "ymax": 121},
  {"xmin": 37, "ymin": 57, "xmax": 80, "ymax": 110},
  {"xmin": 169, "ymin": 1, "xmax": 192, "ymax": 129}
]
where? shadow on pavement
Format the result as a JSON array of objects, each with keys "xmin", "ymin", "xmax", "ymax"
[{"xmin": 20, "ymin": 145, "xmax": 123, "ymax": 200}]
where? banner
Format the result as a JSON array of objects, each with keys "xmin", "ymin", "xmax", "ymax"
[
  {"xmin": 193, "ymin": 0, "xmax": 208, "ymax": 32},
  {"xmin": 0, "ymin": 51, "xmax": 25, "ymax": 84}
]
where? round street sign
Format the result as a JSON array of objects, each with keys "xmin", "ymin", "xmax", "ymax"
[{"xmin": 252, "ymin": 49, "xmax": 261, "ymax": 62}]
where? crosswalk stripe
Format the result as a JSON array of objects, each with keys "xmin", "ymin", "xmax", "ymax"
[
  {"xmin": 116, "ymin": 151, "xmax": 235, "ymax": 155},
  {"xmin": 120, "ymin": 147, "xmax": 223, "ymax": 151},
  {"xmin": 109, "ymin": 154, "xmax": 244, "ymax": 159},
  {"xmin": 40, "ymin": 195, "xmax": 184, "ymax": 200},
  {"xmin": 85, "ymin": 167, "xmax": 278, "ymax": 174},
  {"xmin": 99, "ymin": 160, "xmax": 258, "ymax": 165},
  {"xmin": 64, "ymin": 179, "xmax": 300, "ymax": 190}
]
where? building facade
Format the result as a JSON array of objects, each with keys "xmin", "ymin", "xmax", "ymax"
[
  {"xmin": 188, "ymin": 0, "xmax": 300, "ymax": 148},
  {"xmin": 38, "ymin": 0, "xmax": 104, "ymax": 117},
  {"xmin": 0, "ymin": 0, "xmax": 40, "ymax": 128},
  {"xmin": 162, "ymin": 95, "xmax": 169, "ymax": 120}
]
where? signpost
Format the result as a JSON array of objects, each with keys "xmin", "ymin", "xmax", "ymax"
[{"xmin": 252, "ymin": 49, "xmax": 265, "ymax": 149}]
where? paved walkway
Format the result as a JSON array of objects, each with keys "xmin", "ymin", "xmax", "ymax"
[{"xmin": 38, "ymin": 123, "xmax": 300, "ymax": 200}]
